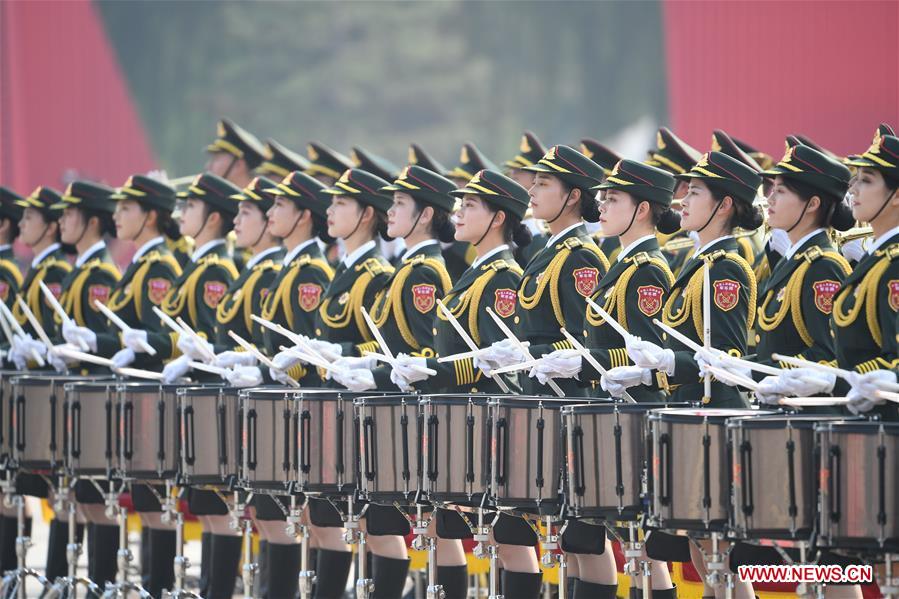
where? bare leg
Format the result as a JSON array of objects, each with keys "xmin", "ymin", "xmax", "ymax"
[{"xmin": 574, "ymin": 538, "xmax": 617, "ymax": 585}]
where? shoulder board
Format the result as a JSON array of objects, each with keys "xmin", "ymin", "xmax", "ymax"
[
  {"xmin": 561, "ymin": 237, "xmax": 584, "ymax": 250},
  {"xmin": 44, "ymin": 258, "xmax": 72, "ymax": 273},
  {"xmin": 800, "ymin": 247, "xmax": 851, "ymax": 270},
  {"xmin": 484, "ymin": 259, "xmax": 512, "ymax": 272},
  {"xmin": 360, "ymin": 257, "xmax": 393, "ymax": 277},
  {"xmin": 701, "ymin": 249, "xmax": 728, "ymax": 263},
  {"xmin": 883, "ymin": 244, "xmax": 899, "ymax": 261},
  {"xmin": 626, "ymin": 252, "xmax": 652, "ymax": 266},
  {"xmin": 253, "ymin": 258, "xmax": 280, "ymax": 271}
]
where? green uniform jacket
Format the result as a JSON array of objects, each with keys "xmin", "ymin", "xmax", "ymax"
[
  {"xmin": 516, "ymin": 223, "xmax": 609, "ymax": 397},
  {"xmin": 260, "ymin": 241, "xmax": 334, "ymax": 386},
  {"xmin": 367, "ymin": 242, "xmax": 452, "ymax": 389},
  {"xmin": 148, "ymin": 241, "xmax": 238, "ymax": 359},
  {"xmin": 12, "ymin": 245, "xmax": 71, "ymax": 345},
  {"xmin": 515, "ymin": 231, "xmax": 547, "ymax": 267},
  {"xmin": 314, "ymin": 243, "xmax": 394, "ymax": 356},
  {"xmin": 0, "ymin": 246, "xmax": 23, "ymax": 316},
  {"xmin": 95, "ymin": 239, "xmax": 182, "ymax": 369},
  {"xmin": 424, "ymin": 247, "xmax": 522, "ymax": 394},
  {"xmin": 581, "ymin": 236, "xmax": 674, "ymax": 402},
  {"xmin": 831, "ymin": 231, "xmax": 899, "ymax": 421},
  {"xmin": 212, "ymin": 247, "xmax": 284, "ymax": 352},
  {"xmin": 55, "ymin": 243, "xmax": 121, "ymax": 374},
  {"xmin": 662, "ymin": 237, "xmax": 757, "ymax": 407}
]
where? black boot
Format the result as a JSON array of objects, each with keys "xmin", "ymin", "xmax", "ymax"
[
  {"xmin": 142, "ymin": 529, "xmax": 175, "ymax": 598},
  {"xmin": 264, "ymin": 543, "xmax": 301, "ymax": 599},
  {"xmin": 206, "ymin": 534, "xmax": 242, "ymax": 599},
  {"xmin": 436, "ymin": 565, "xmax": 467, "ymax": 599},
  {"xmin": 500, "ymin": 571, "xmax": 542, "ymax": 599},
  {"xmin": 255, "ymin": 540, "xmax": 269, "ymax": 598},
  {"xmin": 567, "ymin": 577, "xmax": 579, "ymax": 598},
  {"xmin": 0, "ymin": 515, "xmax": 17, "ymax": 572},
  {"xmin": 198, "ymin": 531, "xmax": 212, "ymax": 596},
  {"xmin": 87, "ymin": 523, "xmax": 120, "ymax": 587},
  {"xmin": 629, "ymin": 583, "xmax": 678, "ymax": 598},
  {"xmin": 45, "ymin": 518, "xmax": 84, "ymax": 581},
  {"xmin": 574, "ymin": 579, "xmax": 618, "ymax": 599},
  {"xmin": 371, "ymin": 554, "xmax": 410, "ymax": 599},
  {"xmin": 313, "ymin": 548, "xmax": 353, "ymax": 599}
]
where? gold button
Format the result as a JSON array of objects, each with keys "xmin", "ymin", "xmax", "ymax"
[
  {"xmin": 754, "ymin": 334, "xmax": 760, "ymax": 343},
  {"xmin": 471, "ymin": 388, "xmax": 478, "ymax": 393},
  {"xmin": 514, "ymin": 316, "xmax": 520, "ymax": 324},
  {"xmin": 583, "ymin": 330, "xmax": 588, "ymax": 338},
  {"xmin": 432, "ymin": 328, "xmax": 437, "ymax": 335},
  {"xmin": 315, "ymin": 328, "xmax": 322, "ymax": 335},
  {"xmin": 830, "ymin": 330, "xmax": 835, "ymax": 337}
]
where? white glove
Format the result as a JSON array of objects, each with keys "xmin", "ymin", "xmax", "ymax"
[
  {"xmin": 62, "ymin": 320, "xmax": 97, "ymax": 352},
  {"xmin": 331, "ymin": 355, "xmax": 379, "ymax": 371},
  {"xmin": 601, "ymin": 366, "xmax": 651, "ymax": 398},
  {"xmin": 694, "ymin": 348, "xmax": 751, "ymax": 387},
  {"xmin": 389, "ymin": 353, "xmax": 430, "ymax": 391},
  {"xmin": 841, "ymin": 238, "xmax": 867, "ymax": 263},
  {"xmin": 47, "ymin": 347, "xmax": 71, "ymax": 373},
  {"xmin": 529, "ymin": 349, "xmax": 582, "ymax": 385},
  {"xmin": 768, "ymin": 228, "xmax": 791, "ymax": 256},
  {"xmin": 755, "ymin": 375, "xmax": 791, "ymax": 405},
  {"xmin": 176, "ymin": 334, "xmax": 214, "ymax": 362},
  {"xmin": 625, "ymin": 337, "xmax": 675, "ymax": 374},
  {"xmin": 333, "ymin": 367, "xmax": 376, "ymax": 392},
  {"xmin": 304, "ymin": 339, "xmax": 343, "ymax": 362},
  {"xmin": 162, "ymin": 355, "xmax": 191, "ymax": 384},
  {"xmin": 214, "ymin": 350, "xmax": 257, "ymax": 369},
  {"xmin": 225, "ymin": 365, "xmax": 263, "ymax": 388},
  {"xmin": 474, "ymin": 339, "xmax": 529, "ymax": 376},
  {"xmin": 779, "ymin": 367, "xmax": 837, "ymax": 396},
  {"xmin": 269, "ymin": 349, "xmax": 302, "ymax": 384},
  {"xmin": 111, "ymin": 348, "xmax": 136, "ymax": 369},
  {"xmin": 846, "ymin": 370, "xmax": 898, "ymax": 414},
  {"xmin": 9, "ymin": 334, "xmax": 46, "ymax": 370},
  {"xmin": 122, "ymin": 328, "xmax": 150, "ymax": 353}
]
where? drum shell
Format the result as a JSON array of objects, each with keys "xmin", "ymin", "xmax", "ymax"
[
  {"xmin": 354, "ymin": 394, "xmax": 421, "ymax": 502},
  {"xmin": 239, "ymin": 388, "xmax": 298, "ymax": 492},
  {"xmin": 295, "ymin": 389, "xmax": 357, "ymax": 494},
  {"xmin": 64, "ymin": 380, "xmax": 119, "ymax": 476},
  {"xmin": 0, "ymin": 370, "xmax": 24, "ymax": 464},
  {"xmin": 178, "ymin": 385, "xmax": 239, "ymax": 485},
  {"xmin": 489, "ymin": 397, "xmax": 581, "ymax": 509},
  {"xmin": 12, "ymin": 375, "xmax": 106, "ymax": 471},
  {"xmin": 817, "ymin": 421, "xmax": 899, "ymax": 552},
  {"xmin": 647, "ymin": 408, "xmax": 769, "ymax": 531},
  {"xmin": 563, "ymin": 400, "xmax": 652, "ymax": 519},
  {"xmin": 116, "ymin": 383, "xmax": 180, "ymax": 480},
  {"xmin": 420, "ymin": 394, "xmax": 491, "ymax": 504},
  {"xmin": 728, "ymin": 414, "xmax": 844, "ymax": 540}
]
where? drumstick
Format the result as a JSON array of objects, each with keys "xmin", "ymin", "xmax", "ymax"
[
  {"xmin": 360, "ymin": 307, "xmax": 394, "ymax": 360},
  {"xmin": 94, "ymin": 299, "xmax": 157, "ymax": 355},
  {"xmin": 436, "ymin": 299, "xmax": 511, "ymax": 393},
  {"xmin": 113, "ymin": 366, "xmax": 166, "ymax": 381},
  {"xmin": 0, "ymin": 300, "xmax": 14, "ymax": 345},
  {"xmin": 278, "ymin": 346, "xmax": 345, "ymax": 374},
  {"xmin": 250, "ymin": 314, "xmax": 308, "ymax": 347},
  {"xmin": 0, "ymin": 300, "xmax": 44, "ymax": 365},
  {"xmin": 360, "ymin": 350, "xmax": 437, "ymax": 376},
  {"xmin": 485, "ymin": 306, "xmax": 564, "ymax": 397},
  {"xmin": 188, "ymin": 361, "xmax": 230, "ymax": 376},
  {"xmin": 52, "ymin": 345, "xmax": 114, "ymax": 367},
  {"xmin": 585, "ymin": 297, "xmax": 634, "ymax": 341},
  {"xmin": 39, "ymin": 281, "xmax": 89, "ymax": 351},
  {"xmin": 436, "ymin": 343, "xmax": 531, "ymax": 363},
  {"xmin": 779, "ymin": 397, "xmax": 851, "ymax": 408},
  {"xmin": 491, "ymin": 358, "xmax": 542, "ymax": 374},
  {"xmin": 652, "ymin": 319, "xmax": 782, "ymax": 377},
  {"xmin": 704, "ymin": 364, "xmax": 759, "ymax": 392},
  {"xmin": 175, "ymin": 316, "xmax": 217, "ymax": 362},
  {"xmin": 153, "ymin": 305, "xmax": 186, "ymax": 335},
  {"xmin": 874, "ymin": 390, "xmax": 899, "ymax": 404},
  {"xmin": 561, "ymin": 327, "xmax": 636, "ymax": 403},
  {"xmin": 702, "ymin": 262, "xmax": 712, "ymax": 403},
  {"xmin": 772, "ymin": 353, "xmax": 899, "ymax": 392},
  {"xmin": 228, "ymin": 330, "xmax": 299, "ymax": 387},
  {"xmin": 15, "ymin": 297, "xmax": 53, "ymax": 368}
]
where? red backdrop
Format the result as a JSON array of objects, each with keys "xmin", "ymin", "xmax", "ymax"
[
  {"xmin": 0, "ymin": 0, "xmax": 156, "ymax": 194},
  {"xmin": 663, "ymin": 0, "xmax": 899, "ymax": 158}
]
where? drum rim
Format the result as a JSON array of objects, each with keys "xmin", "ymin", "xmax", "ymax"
[
  {"xmin": 240, "ymin": 387, "xmax": 301, "ymax": 399},
  {"xmin": 13, "ymin": 374, "xmax": 113, "ymax": 386},
  {"xmin": 648, "ymin": 407, "xmax": 773, "ymax": 422},
  {"xmin": 488, "ymin": 396, "xmax": 586, "ymax": 407},
  {"xmin": 815, "ymin": 419, "xmax": 899, "ymax": 433},
  {"xmin": 176, "ymin": 383, "xmax": 228, "ymax": 396},
  {"xmin": 726, "ymin": 413, "xmax": 851, "ymax": 429},
  {"xmin": 419, "ymin": 393, "xmax": 493, "ymax": 405}
]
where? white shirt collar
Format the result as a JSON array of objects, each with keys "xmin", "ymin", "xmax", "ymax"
[
  {"xmin": 401, "ymin": 239, "xmax": 439, "ymax": 262},
  {"xmin": 191, "ymin": 239, "xmax": 225, "ymax": 262},
  {"xmin": 0, "ymin": 244, "xmax": 10, "ymax": 253},
  {"xmin": 472, "ymin": 244, "xmax": 510, "ymax": 269},
  {"xmin": 31, "ymin": 243, "xmax": 60, "ymax": 268},
  {"xmin": 784, "ymin": 228, "xmax": 825, "ymax": 261},
  {"xmin": 616, "ymin": 234, "xmax": 656, "ymax": 263},
  {"xmin": 132, "ymin": 236, "xmax": 165, "ymax": 264},
  {"xmin": 245, "ymin": 245, "xmax": 282, "ymax": 270},
  {"xmin": 75, "ymin": 240, "xmax": 106, "ymax": 267},
  {"xmin": 869, "ymin": 225, "xmax": 899, "ymax": 255},
  {"xmin": 342, "ymin": 240, "xmax": 376, "ymax": 268},
  {"xmin": 283, "ymin": 238, "xmax": 318, "ymax": 266},
  {"xmin": 695, "ymin": 234, "xmax": 734, "ymax": 257},
  {"xmin": 545, "ymin": 221, "xmax": 583, "ymax": 248}
]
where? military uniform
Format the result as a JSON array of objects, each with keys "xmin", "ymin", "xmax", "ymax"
[
  {"xmin": 304, "ymin": 141, "xmax": 354, "ymax": 186},
  {"xmin": 504, "ymin": 132, "xmax": 548, "ymax": 266},
  {"xmin": 660, "ymin": 153, "xmax": 761, "ymax": 407},
  {"xmin": 0, "ymin": 188, "xmax": 24, "ymax": 313},
  {"xmin": 582, "ymin": 160, "xmax": 678, "ymax": 402},
  {"xmin": 516, "ymin": 145, "xmax": 611, "ymax": 397}
]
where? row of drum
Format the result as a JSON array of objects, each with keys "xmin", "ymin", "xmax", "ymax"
[{"xmin": 1, "ymin": 372, "xmax": 898, "ymax": 555}]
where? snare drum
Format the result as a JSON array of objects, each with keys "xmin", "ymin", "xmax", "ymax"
[
  {"xmin": 13, "ymin": 374, "xmax": 107, "ymax": 471},
  {"xmin": 354, "ymin": 394, "xmax": 421, "ymax": 502},
  {"xmin": 647, "ymin": 408, "xmax": 770, "ymax": 531},
  {"xmin": 816, "ymin": 420, "xmax": 899, "ymax": 552},
  {"xmin": 239, "ymin": 387, "xmax": 299, "ymax": 492},
  {"xmin": 489, "ymin": 397, "xmax": 581, "ymax": 509},
  {"xmin": 178, "ymin": 384, "xmax": 241, "ymax": 485},
  {"xmin": 0, "ymin": 370, "xmax": 24, "ymax": 464},
  {"xmin": 64, "ymin": 379, "xmax": 119, "ymax": 477},
  {"xmin": 727, "ymin": 414, "xmax": 845, "ymax": 540},
  {"xmin": 116, "ymin": 382, "xmax": 181, "ymax": 481}
]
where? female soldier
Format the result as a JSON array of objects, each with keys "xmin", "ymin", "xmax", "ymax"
[
  {"xmin": 268, "ymin": 168, "xmax": 395, "ymax": 599},
  {"xmin": 793, "ymin": 130, "xmax": 899, "ymax": 422},
  {"xmin": 390, "ymin": 168, "xmax": 538, "ymax": 599},
  {"xmin": 528, "ymin": 160, "xmax": 679, "ymax": 599},
  {"xmin": 47, "ymin": 181, "xmax": 122, "ymax": 588},
  {"xmin": 476, "ymin": 145, "xmax": 610, "ymax": 398},
  {"xmin": 122, "ymin": 173, "xmax": 242, "ymax": 599}
]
